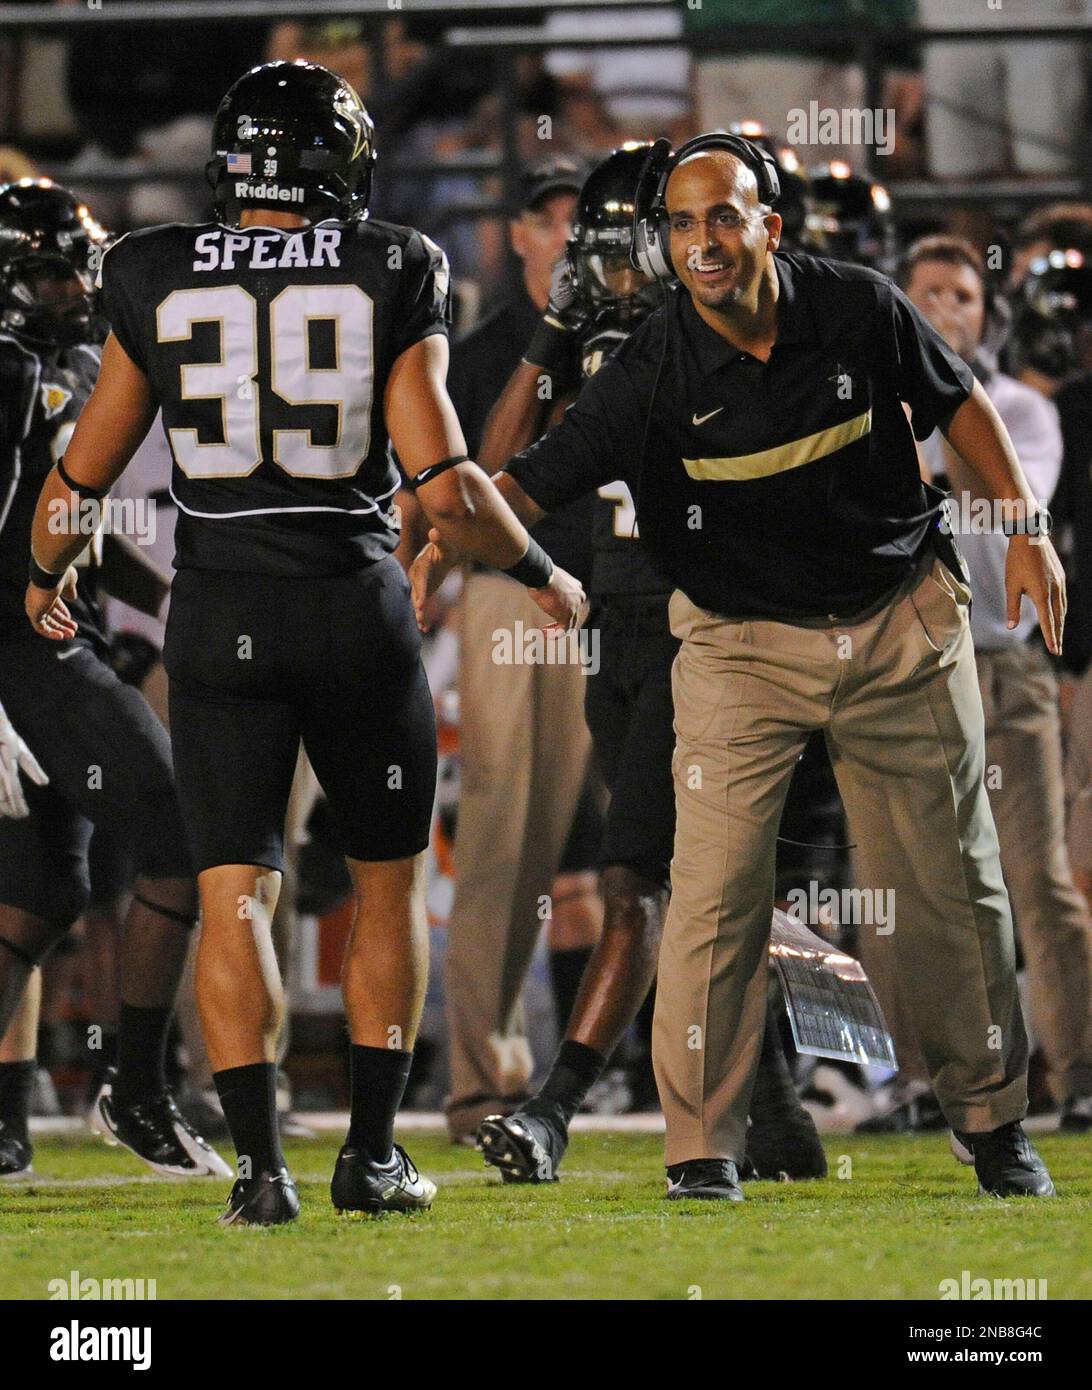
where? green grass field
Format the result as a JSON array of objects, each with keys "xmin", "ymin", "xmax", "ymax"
[{"xmin": 2, "ymin": 1130, "xmax": 1088, "ymax": 1301}]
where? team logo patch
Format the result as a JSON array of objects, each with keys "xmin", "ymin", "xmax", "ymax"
[{"xmin": 40, "ymin": 382, "xmax": 72, "ymax": 419}]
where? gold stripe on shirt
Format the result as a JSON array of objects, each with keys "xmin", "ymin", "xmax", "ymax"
[{"xmin": 682, "ymin": 408, "xmax": 872, "ymax": 482}]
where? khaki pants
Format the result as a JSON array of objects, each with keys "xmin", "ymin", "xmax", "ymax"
[
  {"xmin": 444, "ymin": 572, "xmax": 591, "ymax": 1135},
  {"xmin": 861, "ymin": 645, "xmax": 1092, "ymax": 1104},
  {"xmin": 1064, "ymin": 661, "xmax": 1092, "ymax": 879},
  {"xmin": 977, "ymin": 646, "xmax": 1092, "ymax": 1101},
  {"xmin": 654, "ymin": 557, "xmax": 1028, "ymax": 1166}
]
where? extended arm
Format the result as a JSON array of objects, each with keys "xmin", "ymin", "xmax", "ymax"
[
  {"xmin": 26, "ymin": 333, "xmax": 157, "ymax": 639},
  {"xmin": 385, "ymin": 334, "xmax": 583, "ymax": 627},
  {"xmin": 941, "ymin": 379, "xmax": 1066, "ymax": 653}
]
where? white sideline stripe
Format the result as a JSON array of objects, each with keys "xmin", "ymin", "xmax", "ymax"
[
  {"xmin": 29, "ymin": 1111, "xmax": 1058, "ymax": 1138},
  {"xmin": 0, "ymin": 1169, "xmax": 630, "ymax": 1190},
  {"xmin": 31, "ymin": 1112, "xmax": 666, "ymax": 1136}
]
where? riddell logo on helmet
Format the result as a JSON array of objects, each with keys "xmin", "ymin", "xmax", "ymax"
[{"xmin": 234, "ymin": 182, "xmax": 305, "ymax": 204}]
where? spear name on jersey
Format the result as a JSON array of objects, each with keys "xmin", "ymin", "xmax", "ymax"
[{"xmin": 191, "ymin": 226, "xmax": 343, "ymax": 273}]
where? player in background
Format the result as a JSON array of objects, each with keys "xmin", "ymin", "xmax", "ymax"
[
  {"xmin": 26, "ymin": 62, "xmax": 583, "ymax": 1226},
  {"xmin": 413, "ymin": 144, "xmax": 826, "ymax": 1183},
  {"xmin": 0, "ymin": 179, "xmax": 228, "ymax": 1180}
]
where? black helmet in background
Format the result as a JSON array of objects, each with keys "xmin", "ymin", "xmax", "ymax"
[
  {"xmin": 206, "ymin": 60, "xmax": 376, "ymax": 226},
  {"xmin": 0, "ymin": 178, "xmax": 108, "ymax": 348},
  {"xmin": 807, "ymin": 161, "xmax": 897, "ymax": 272},
  {"xmin": 726, "ymin": 121, "xmax": 810, "ymax": 251},
  {"xmin": 566, "ymin": 142, "xmax": 660, "ymax": 331}
]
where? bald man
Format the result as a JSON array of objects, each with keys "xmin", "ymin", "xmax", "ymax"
[{"xmin": 443, "ymin": 135, "xmax": 1064, "ymax": 1201}]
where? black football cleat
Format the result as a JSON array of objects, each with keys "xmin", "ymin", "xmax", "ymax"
[
  {"xmin": 665, "ymin": 1158, "xmax": 745, "ymax": 1202},
  {"xmin": 331, "ymin": 1143, "xmax": 436, "ymax": 1215},
  {"xmin": 477, "ymin": 1111, "xmax": 566, "ymax": 1184},
  {"xmin": 89, "ymin": 1069, "xmax": 233, "ymax": 1178},
  {"xmin": 954, "ymin": 1121, "xmax": 1056, "ymax": 1198},
  {"xmin": 0, "ymin": 1119, "xmax": 33, "ymax": 1178},
  {"xmin": 218, "ymin": 1167, "xmax": 300, "ymax": 1227},
  {"xmin": 745, "ymin": 1107, "xmax": 827, "ymax": 1180}
]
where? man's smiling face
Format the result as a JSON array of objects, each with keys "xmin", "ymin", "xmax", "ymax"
[{"xmin": 665, "ymin": 151, "xmax": 780, "ymax": 311}]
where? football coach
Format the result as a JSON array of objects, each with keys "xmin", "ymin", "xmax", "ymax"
[{"xmin": 471, "ymin": 132, "xmax": 1065, "ymax": 1202}]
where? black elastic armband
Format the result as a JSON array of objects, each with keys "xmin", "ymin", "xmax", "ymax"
[
  {"xmin": 410, "ymin": 454, "xmax": 469, "ymax": 491},
  {"xmin": 57, "ymin": 457, "xmax": 108, "ymax": 501},
  {"xmin": 29, "ymin": 556, "xmax": 64, "ymax": 589},
  {"xmin": 503, "ymin": 536, "xmax": 554, "ymax": 588}
]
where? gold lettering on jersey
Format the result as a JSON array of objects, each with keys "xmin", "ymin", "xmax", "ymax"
[{"xmin": 192, "ymin": 227, "xmax": 343, "ymax": 273}]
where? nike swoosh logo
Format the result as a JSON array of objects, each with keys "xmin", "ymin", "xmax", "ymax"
[
  {"xmin": 55, "ymin": 645, "xmax": 81, "ymax": 661},
  {"xmin": 692, "ymin": 407, "xmax": 724, "ymax": 426}
]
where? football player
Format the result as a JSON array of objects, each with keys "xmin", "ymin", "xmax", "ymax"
[
  {"xmin": 0, "ymin": 178, "xmax": 228, "ymax": 1180},
  {"xmin": 25, "ymin": 62, "xmax": 583, "ymax": 1226},
  {"xmin": 413, "ymin": 144, "xmax": 826, "ymax": 1183}
]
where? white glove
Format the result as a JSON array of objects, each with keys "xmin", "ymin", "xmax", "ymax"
[{"xmin": 0, "ymin": 698, "xmax": 48, "ymax": 818}]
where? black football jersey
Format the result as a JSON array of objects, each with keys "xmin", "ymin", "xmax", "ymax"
[
  {"xmin": 0, "ymin": 333, "xmax": 107, "ymax": 646},
  {"xmin": 97, "ymin": 217, "xmax": 451, "ymax": 577},
  {"xmin": 582, "ymin": 323, "xmax": 670, "ymax": 599}
]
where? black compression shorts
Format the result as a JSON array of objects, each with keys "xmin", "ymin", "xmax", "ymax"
[
  {"xmin": 0, "ymin": 637, "xmax": 190, "ymax": 930},
  {"xmin": 583, "ymin": 595, "xmax": 679, "ymax": 889},
  {"xmin": 163, "ymin": 556, "xmax": 437, "ymax": 874}
]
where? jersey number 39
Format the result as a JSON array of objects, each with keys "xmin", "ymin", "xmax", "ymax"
[{"xmin": 156, "ymin": 284, "xmax": 373, "ymax": 479}]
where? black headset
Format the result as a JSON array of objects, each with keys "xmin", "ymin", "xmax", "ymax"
[{"xmin": 630, "ymin": 133, "xmax": 782, "ymax": 282}]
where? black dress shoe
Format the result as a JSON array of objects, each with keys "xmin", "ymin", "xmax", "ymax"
[
  {"xmin": 954, "ymin": 1122, "xmax": 1056, "ymax": 1198},
  {"xmin": 665, "ymin": 1158, "xmax": 745, "ymax": 1202}
]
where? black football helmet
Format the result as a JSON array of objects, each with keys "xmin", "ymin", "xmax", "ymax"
[
  {"xmin": 207, "ymin": 60, "xmax": 376, "ymax": 225},
  {"xmin": 806, "ymin": 161, "xmax": 897, "ymax": 271},
  {"xmin": 726, "ymin": 121, "xmax": 811, "ymax": 250},
  {"xmin": 566, "ymin": 143, "xmax": 659, "ymax": 330},
  {"xmin": 1013, "ymin": 247, "xmax": 1092, "ymax": 381},
  {"xmin": 0, "ymin": 179, "xmax": 108, "ymax": 349}
]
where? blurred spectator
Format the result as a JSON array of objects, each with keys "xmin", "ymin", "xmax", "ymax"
[
  {"xmin": 64, "ymin": 3, "xmax": 266, "ymax": 226},
  {"xmin": 543, "ymin": 6, "xmax": 691, "ymax": 139},
  {"xmin": 864, "ymin": 235, "xmax": 1092, "ymax": 1130},
  {"xmin": 441, "ymin": 159, "xmax": 604, "ymax": 1143},
  {"xmin": 921, "ymin": 0, "xmax": 1091, "ymax": 181},
  {"xmin": 911, "ymin": 238, "xmax": 1092, "ymax": 1128},
  {"xmin": 1054, "ymin": 365, "xmax": 1092, "ymax": 920},
  {"xmin": 686, "ymin": 0, "xmax": 919, "ymax": 167},
  {"xmin": 266, "ymin": 20, "xmax": 371, "ymax": 99}
]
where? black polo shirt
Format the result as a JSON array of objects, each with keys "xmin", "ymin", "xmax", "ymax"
[
  {"xmin": 506, "ymin": 252, "xmax": 975, "ymax": 623},
  {"xmin": 448, "ymin": 284, "xmax": 595, "ymax": 586}
]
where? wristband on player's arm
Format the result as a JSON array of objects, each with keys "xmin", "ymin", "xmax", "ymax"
[
  {"xmin": 29, "ymin": 556, "xmax": 64, "ymax": 590},
  {"xmin": 502, "ymin": 536, "xmax": 554, "ymax": 588},
  {"xmin": 522, "ymin": 315, "xmax": 573, "ymax": 371},
  {"xmin": 56, "ymin": 457, "xmax": 108, "ymax": 501}
]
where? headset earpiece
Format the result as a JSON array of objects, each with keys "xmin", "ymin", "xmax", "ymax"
[
  {"xmin": 630, "ymin": 132, "xmax": 781, "ymax": 283},
  {"xmin": 631, "ymin": 139, "xmax": 675, "ymax": 281}
]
